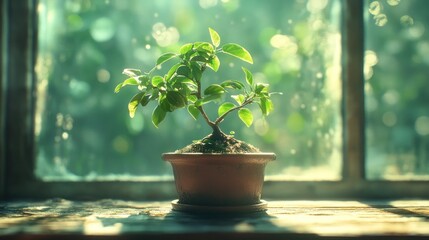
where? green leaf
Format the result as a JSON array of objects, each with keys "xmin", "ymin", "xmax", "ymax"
[
  {"xmin": 187, "ymin": 95, "xmax": 198, "ymax": 103},
  {"xmin": 180, "ymin": 43, "xmax": 193, "ymax": 54},
  {"xmin": 204, "ymin": 84, "xmax": 225, "ymax": 95},
  {"xmin": 171, "ymin": 75, "xmax": 192, "ymax": 84},
  {"xmin": 151, "ymin": 76, "xmax": 164, "ymax": 87},
  {"xmin": 128, "ymin": 92, "xmax": 145, "ymax": 118},
  {"xmin": 238, "ymin": 108, "xmax": 253, "ymax": 127},
  {"xmin": 218, "ymin": 102, "xmax": 236, "ymax": 117},
  {"xmin": 191, "ymin": 55, "xmax": 209, "ymax": 63},
  {"xmin": 171, "ymin": 75, "xmax": 191, "ymax": 87},
  {"xmin": 140, "ymin": 94, "xmax": 151, "ymax": 107},
  {"xmin": 160, "ymin": 98, "xmax": 175, "ymax": 112},
  {"xmin": 137, "ymin": 75, "xmax": 150, "ymax": 85},
  {"xmin": 152, "ymin": 105, "xmax": 167, "ymax": 128},
  {"xmin": 172, "ymin": 76, "xmax": 197, "ymax": 93},
  {"xmin": 196, "ymin": 50, "xmax": 211, "ymax": 59},
  {"xmin": 150, "ymin": 88, "xmax": 160, "ymax": 100},
  {"xmin": 242, "ymin": 67, "xmax": 253, "ymax": 86},
  {"xmin": 166, "ymin": 91, "xmax": 186, "ymax": 108},
  {"xmin": 209, "ymin": 28, "xmax": 220, "ymax": 47},
  {"xmin": 190, "ymin": 62, "xmax": 202, "ymax": 81},
  {"xmin": 124, "ymin": 77, "xmax": 139, "ymax": 85},
  {"xmin": 222, "ymin": 43, "xmax": 253, "ymax": 64},
  {"xmin": 195, "ymin": 94, "xmax": 222, "ymax": 106},
  {"xmin": 183, "ymin": 82, "xmax": 198, "ymax": 93},
  {"xmin": 122, "ymin": 68, "xmax": 142, "ymax": 77},
  {"xmin": 176, "ymin": 65, "xmax": 192, "ymax": 78},
  {"xmin": 195, "ymin": 42, "xmax": 214, "ymax": 53},
  {"xmin": 165, "ymin": 63, "xmax": 181, "ymax": 81},
  {"xmin": 114, "ymin": 78, "xmax": 139, "ymax": 93},
  {"xmin": 187, "ymin": 105, "xmax": 200, "ymax": 120},
  {"xmin": 231, "ymin": 94, "xmax": 245, "ymax": 105},
  {"xmin": 203, "ymin": 94, "xmax": 222, "ymax": 103},
  {"xmin": 156, "ymin": 53, "xmax": 177, "ymax": 66},
  {"xmin": 206, "ymin": 55, "xmax": 220, "ymax": 72},
  {"xmin": 221, "ymin": 80, "xmax": 244, "ymax": 90},
  {"xmin": 255, "ymin": 83, "xmax": 269, "ymax": 94},
  {"xmin": 114, "ymin": 83, "xmax": 123, "ymax": 93},
  {"xmin": 260, "ymin": 97, "xmax": 273, "ymax": 116}
]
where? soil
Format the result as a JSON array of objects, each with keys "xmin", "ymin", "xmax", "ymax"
[{"xmin": 175, "ymin": 132, "xmax": 261, "ymax": 154}]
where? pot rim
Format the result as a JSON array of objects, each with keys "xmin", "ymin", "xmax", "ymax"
[{"xmin": 162, "ymin": 152, "xmax": 276, "ymax": 162}]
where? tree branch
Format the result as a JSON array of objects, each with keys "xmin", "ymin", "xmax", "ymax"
[
  {"xmin": 198, "ymin": 106, "xmax": 215, "ymax": 127},
  {"xmin": 195, "ymin": 65, "xmax": 216, "ymax": 129},
  {"xmin": 214, "ymin": 99, "xmax": 253, "ymax": 125}
]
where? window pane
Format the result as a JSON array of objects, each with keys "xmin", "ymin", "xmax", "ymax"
[
  {"xmin": 365, "ymin": 0, "xmax": 429, "ymax": 180},
  {"xmin": 35, "ymin": 0, "xmax": 342, "ymax": 181}
]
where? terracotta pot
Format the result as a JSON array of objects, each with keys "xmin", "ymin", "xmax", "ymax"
[{"xmin": 162, "ymin": 153, "xmax": 275, "ymax": 206}]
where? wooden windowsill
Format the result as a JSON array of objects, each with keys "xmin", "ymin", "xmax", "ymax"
[{"xmin": 1, "ymin": 199, "xmax": 428, "ymax": 239}]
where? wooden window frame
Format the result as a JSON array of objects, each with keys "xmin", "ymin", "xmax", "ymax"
[{"xmin": 1, "ymin": 0, "xmax": 428, "ymax": 200}]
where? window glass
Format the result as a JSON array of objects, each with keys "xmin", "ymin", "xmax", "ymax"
[
  {"xmin": 365, "ymin": 0, "xmax": 429, "ymax": 179},
  {"xmin": 35, "ymin": 0, "xmax": 342, "ymax": 181}
]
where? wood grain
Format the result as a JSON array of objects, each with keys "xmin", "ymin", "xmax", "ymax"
[{"xmin": 0, "ymin": 199, "xmax": 428, "ymax": 239}]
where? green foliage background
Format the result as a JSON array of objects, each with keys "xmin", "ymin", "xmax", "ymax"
[
  {"xmin": 35, "ymin": 0, "xmax": 347, "ymax": 180},
  {"xmin": 365, "ymin": 0, "xmax": 429, "ymax": 179}
]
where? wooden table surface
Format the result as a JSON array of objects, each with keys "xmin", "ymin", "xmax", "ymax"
[{"xmin": 1, "ymin": 199, "xmax": 429, "ymax": 239}]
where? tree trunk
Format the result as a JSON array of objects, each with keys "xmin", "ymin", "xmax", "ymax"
[{"xmin": 210, "ymin": 124, "xmax": 227, "ymax": 140}]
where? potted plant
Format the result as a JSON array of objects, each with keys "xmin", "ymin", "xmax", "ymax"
[{"xmin": 115, "ymin": 28, "xmax": 278, "ymax": 212}]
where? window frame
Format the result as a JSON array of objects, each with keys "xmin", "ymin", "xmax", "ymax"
[{"xmin": 1, "ymin": 0, "xmax": 428, "ymax": 200}]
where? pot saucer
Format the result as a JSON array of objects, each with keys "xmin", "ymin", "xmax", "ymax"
[{"xmin": 171, "ymin": 199, "xmax": 268, "ymax": 214}]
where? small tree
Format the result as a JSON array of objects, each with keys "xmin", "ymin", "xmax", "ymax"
[{"xmin": 115, "ymin": 28, "xmax": 276, "ymax": 144}]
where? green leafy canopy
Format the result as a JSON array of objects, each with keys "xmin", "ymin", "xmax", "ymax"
[{"xmin": 114, "ymin": 28, "xmax": 278, "ymax": 133}]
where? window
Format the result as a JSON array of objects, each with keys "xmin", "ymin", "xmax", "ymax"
[
  {"xmin": 1, "ymin": 0, "xmax": 428, "ymax": 200},
  {"xmin": 35, "ymin": 0, "xmax": 342, "ymax": 181},
  {"xmin": 365, "ymin": 0, "xmax": 429, "ymax": 180}
]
